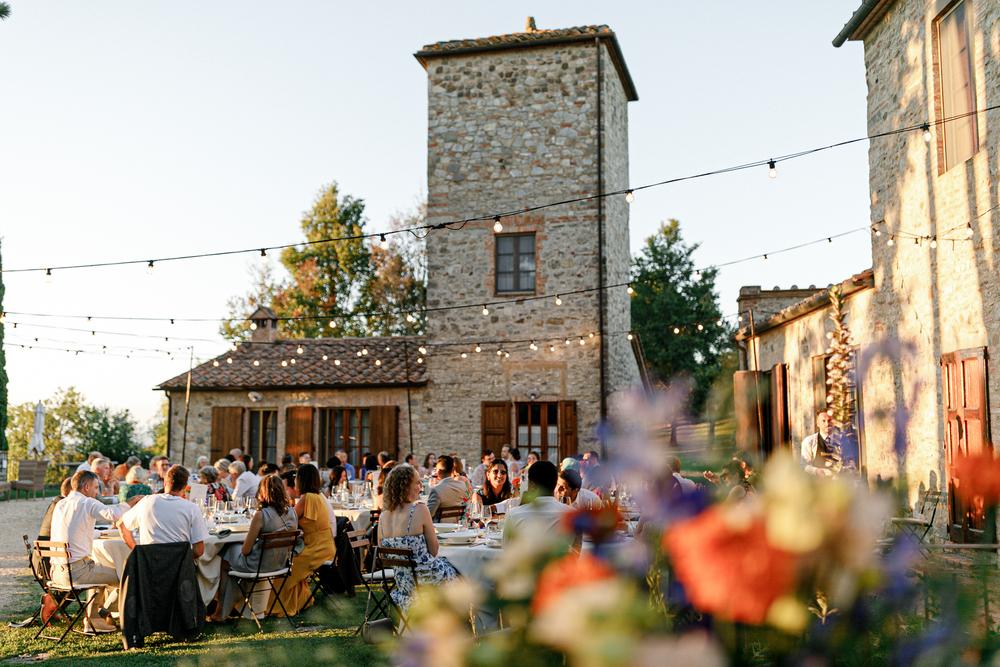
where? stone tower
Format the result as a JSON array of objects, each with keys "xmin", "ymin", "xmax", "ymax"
[{"xmin": 413, "ymin": 22, "xmax": 639, "ymax": 464}]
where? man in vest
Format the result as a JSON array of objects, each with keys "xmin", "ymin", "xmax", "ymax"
[{"xmin": 800, "ymin": 410, "xmax": 841, "ymax": 477}]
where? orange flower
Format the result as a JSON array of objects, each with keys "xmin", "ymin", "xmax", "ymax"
[
  {"xmin": 662, "ymin": 506, "xmax": 798, "ymax": 624},
  {"xmin": 952, "ymin": 450, "xmax": 1000, "ymax": 505},
  {"xmin": 532, "ymin": 553, "xmax": 616, "ymax": 615}
]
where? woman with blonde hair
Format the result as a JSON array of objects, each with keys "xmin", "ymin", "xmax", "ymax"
[
  {"xmin": 378, "ymin": 464, "xmax": 459, "ymax": 609},
  {"xmin": 118, "ymin": 465, "xmax": 152, "ymax": 503},
  {"xmin": 212, "ymin": 474, "xmax": 298, "ymax": 621}
]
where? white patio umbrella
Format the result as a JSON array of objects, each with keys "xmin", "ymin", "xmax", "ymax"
[{"xmin": 27, "ymin": 401, "xmax": 45, "ymax": 457}]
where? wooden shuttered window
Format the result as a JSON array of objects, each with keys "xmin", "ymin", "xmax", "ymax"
[
  {"xmin": 211, "ymin": 407, "xmax": 243, "ymax": 463},
  {"xmin": 935, "ymin": 0, "xmax": 978, "ymax": 172},
  {"xmin": 558, "ymin": 400, "xmax": 578, "ymax": 461},
  {"xmin": 942, "ymin": 347, "xmax": 991, "ymax": 542},
  {"xmin": 370, "ymin": 406, "xmax": 400, "ymax": 461},
  {"xmin": 769, "ymin": 363, "xmax": 790, "ymax": 454},
  {"xmin": 481, "ymin": 402, "xmax": 512, "ymax": 454},
  {"xmin": 285, "ymin": 407, "xmax": 314, "ymax": 462},
  {"xmin": 733, "ymin": 365, "xmax": 788, "ymax": 457}
]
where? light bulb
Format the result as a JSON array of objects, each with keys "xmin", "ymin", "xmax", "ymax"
[
  {"xmin": 475, "ymin": 344, "xmax": 482, "ymax": 353},
  {"xmin": 504, "ymin": 351, "xmax": 510, "ymax": 359},
  {"xmin": 147, "ymin": 260, "xmax": 155, "ymax": 274},
  {"xmin": 289, "ymin": 358, "xmax": 296, "ymax": 365},
  {"xmin": 529, "ymin": 341, "xmax": 538, "ymax": 351},
  {"xmin": 564, "ymin": 338, "xmax": 571, "ymax": 346},
  {"xmin": 763, "ymin": 254, "xmax": 768, "ymax": 261},
  {"xmin": 249, "ymin": 322, "xmax": 257, "ymax": 330},
  {"xmin": 44, "ymin": 268, "xmax": 52, "ymax": 284},
  {"xmin": 888, "ymin": 236, "xmax": 895, "ymax": 246},
  {"xmin": 375, "ymin": 359, "xmax": 382, "ymax": 366},
  {"xmin": 212, "ymin": 360, "xmax": 220, "ymax": 367},
  {"xmin": 493, "ymin": 216, "xmax": 503, "ymax": 233},
  {"xmin": 418, "ymin": 346, "xmax": 427, "ymax": 355},
  {"xmin": 461, "ymin": 352, "xmax": 468, "ymax": 359},
  {"xmin": 549, "ymin": 344, "xmax": 556, "ymax": 352},
  {"xmin": 874, "ymin": 229, "xmax": 881, "ymax": 237},
  {"xmin": 482, "ymin": 305, "xmax": 490, "ymax": 316},
  {"xmin": 768, "ymin": 160, "xmax": 777, "ymax": 179},
  {"xmin": 329, "ymin": 320, "xmax": 337, "ymax": 329},
  {"xmin": 626, "ymin": 333, "xmax": 634, "ymax": 341},
  {"xmin": 588, "ymin": 332, "xmax": 595, "ymax": 338},
  {"xmin": 555, "ymin": 296, "xmax": 563, "ymax": 306},
  {"xmin": 356, "ymin": 351, "xmax": 363, "ymax": 357},
  {"xmin": 697, "ymin": 323, "xmax": 704, "ymax": 331},
  {"xmin": 626, "ymin": 285, "xmax": 635, "ymax": 295},
  {"xmin": 260, "ymin": 248, "xmax": 267, "ymax": 257},
  {"xmin": 253, "ymin": 360, "xmax": 260, "ymax": 367},
  {"xmin": 361, "ymin": 348, "xmax": 368, "ymax": 356},
  {"xmin": 673, "ymin": 327, "xmax": 680, "ymax": 334},
  {"xmin": 922, "ymin": 124, "xmax": 932, "ymax": 143},
  {"xmin": 496, "ymin": 348, "xmax": 503, "ymax": 356},
  {"xmin": 578, "ymin": 337, "xmax": 585, "ymax": 346},
  {"xmin": 693, "ymin": 271, "xmax": 702, "ymax": 281},
  {"xmin": 416, "ymin": 357, "xmax": 423, "ymax": 364},
  {"xmin": 296, "ymin": 345, "xmax": 304, "ymax": 354},
  {"xmin": 930, "ymin": 238, "xmax": 938, "ymax": 249},
  {"xmin": 966, "ymin": 224, "xmax": 974, "ymax": 239},
  {"xmin": 625, "ymin": 190, "xmax": 635, "ymax": 204},
  {"xmin": 322, "ymin": 354, "xmax": 328, "ymax": 361},
  {"xmin": 379, "ymin": 233, "xmax": 388, "ymax": 248},
  {"xmin": 334, "ymin": 359, "xmax": 341, "ymax": 366},
  {"xmin": 226, "ymin": 357, "xmax": 233, "ymax": 364},
  {"xmin": 281, "ymin": 360, "xmax": 288, "ymax": 367},
  {"xmin": 717, "ymin": 319, "xmax": 724, "ymax": 326},
  {"xmin": 406, "ymin": 313, "xmax": 416, "ymax": 323}
]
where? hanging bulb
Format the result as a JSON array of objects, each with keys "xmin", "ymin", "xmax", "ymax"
[
  {"xmin": 496, "ymin": 348, "xmax": 503, "ymax": 356},
  {"xmin": 529, "ymin": 341, "xmax": 538, "ymax": 351},
  {"xmin": 250, "ymin": 322, "xmax": 258, "ymax": 330},
  {"xmin": 482, "ymin": 305, "xmax": 490, "ymax": 316},
  {"xmin": 226, "ymin": 357, "xmax": 233, "ymax": 364},
  {"xmin": 627, "ymin": 333, "xmax": 634, "ymax": 341},
  {"xmin": 588, "ymin": 332, "xmax": 595, "ymax": 338},
  {"xmin": 578, "ymin": 337, "xmax": 586, "ymax": 346},
  {"xmin": 693, "ymin": 270, "xmax": 702, "ymax": 281},
  {"xmin": 461, "ymin": 352, "xmax": 468, "ymax": 359},
  {"xmin": 930, "ymin": 237, "xmax": 938, "ymax": 249},
  {"xmin": 253, "ymin": 359, "xmax": 260, "ymax": 367},
  {"xmin": 328, "ymin": 320, "xmax": 337, "ymax": 329},
  {"xmin": 295, "ymin": 345, "xmax": 303, "ymax": 355},
  {"xmin": 966, "ymin": 224, "xmax": 974, "ymax": 239},
  {"xmin": 45, "ymin": 268, "xmax": 52, "ymax": 284},
  {"xmin": 504, "ymin": 351, "xmax": 510, "ymax": 359},
  {"xmin": 717, "ymin": 319, "xmax": 724, "ymax": 326},
  {"xmin": 914, "ymin": 237, "xmax": 920, "ymax": 245},
  {"xmin": 493, "ymin": 216, "xmax": 503, "ymax": 233},
  {"xmin": 922, "ymin": 123, "xmax": 932, "ymax": 143},
  {"xmin": 260, "ymin": 248, "xmax": 267, "ymax": 257},
  {"xmin": 406, "ymin": 313, "xmax": 416, "ymax": 323},
  {"xmin": 887, "ymin": 235, "xmax": 895, "ymax": 246},
  {"xmin": 289, "ymin": 358, "xmax": 296, "ymax": 365},
  {"xmin": 768, "ymin": 160, "xmax": 777, "ymax": 179},
  {"xmin": 322, "ymin": 354, "xmax": 328, "ymax": 361},
  {"xmin": 625, "ymin": 190, "xmax": 635, "ymax": 204},
  {"xmin": 416, "ymin": 357, "xmax": 423, "ymax": 364},
  {"xmin": 763, "ymin": 254, "xmax": 768, "ymax": 261},
  {"xmin": 874, "ymin": 228, "xmax": 882, "ymax": 237},
  {"xmin": 418, "ymin": 346, "xmax": 427, "ymax": 355},
  {"xmin": 564, "ymin": 338, "xmax": 571, "ymax": 346},
  {"xmin": 375, "ymin": 359, "xmax": 382, "ymax": 366},
  {"xmin": 356, "ymin": 350, "xmax": 363, "ymax": 357},
  {"xmin": 361, "ymin": 348, "xmax": 369, "ymax": 356},
  {"xmin": 555, "ymin": 295, "xmax": 563, "ymax": 306},
  {"xmin": 475, "ymin": 343, "xmax": 482, "ymax": 353},
  {"xmin": 697, "ymin": 323, "xmax": 704, "ymax": 331},
  {"xmin": 379, "ymin": 233, "xmax": 388, "ymax": 248},
  {"xmin": 549, "ymin": 344, "xmax": 556, "ymax": 352},
  {"xmin": 673, "ymin": 327, "xmax": 681, "ymax": 334},
  {"xmin": 334, "ymin": 359, "xmax": 341, "ymax": 366},
  {"xmin": 626, "ymin": 284, "xmax": 635, "ymax": 296},
  {"xmin": 147, "ymin": 260, "xmax": 155, "ymax": 274},
  {"xmin": 281, "ymin": 360, "xmax": 288, "ymax": 367},
  {"xmin": 213, "ymin": 360, "xmax": 220, "ymax": 367}
]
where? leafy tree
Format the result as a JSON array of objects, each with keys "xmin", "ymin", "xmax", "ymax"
[
  {"xmin": 77, "ymin": 405, "xmax": 143, "ymax": 466},
  {"xmin": 0, "ymin": 240, "xmax": 8, "ymax": 455},
  {"xmin": 149, "ymin": 399, "xmax": 168, "ymax": 457},
  {"xmin": 631, "ymin": 220, "xmax": 733, "ymax": 414},
  {"xmin": 0, "ymin": 3, "xmax": 10, "ymax": 21},
  {"xmin": 223, "ymin": 183, "xmax": 426, "ymax": 341}
]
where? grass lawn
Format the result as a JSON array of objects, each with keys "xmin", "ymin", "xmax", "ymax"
[{"xmin": 0, "ymin": 591, "xmax": 391, "ymax": 666}]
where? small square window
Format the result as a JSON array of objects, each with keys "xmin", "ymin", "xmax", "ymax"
[{"xmin": 495, "ymin": 233, "xmax": 536, "ymax": 293}]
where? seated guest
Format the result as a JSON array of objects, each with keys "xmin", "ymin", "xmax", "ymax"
[
  {"xmin": 113, "ymin": 456, "xmax": 140, "ymax": 482},
  {"xmin": 119, "ymin": 465, "xmax": 153, "ymax": 503},
  {"xmin": 669, "ymin": 456, "xmax": 698, "ymax": 493},
  {"xmin": 94, "ymin": 458, "xmax": 120, "ymax": 497},
  {"xmin": 228, "ymin": 448, "xmax": 243, "ymax": 462},
  {"xmin": 420, "ymin": 452, "xmax": 437, "ymax": 477},
  {"xmin": 148, "ymin": 455, "xmax": 171, "ymax": 492},
  {"xmin": 470, "ymin": 450, "xmax": 494, "ymax": 490},
  {"xmin": 503, "ymin": 461, "xmax": 573, "ymax": 546},
  {"xmin": 556, "ymin": 469, "xmax": 602, "ymax": 510},
  {"xmin": 33, "ymin": 478, "xmax": 73, "ymax": 589},
  {"xmin": 212, "ymin": 474, "xmax": 298, "ymax": 622},
  {"xmin": 280, "ymin": 469, "xmax": 298, "ymax": 500},
  {"xmin": 560, "ymin": 457, "xmax": 580, "ymax": 472},
  {"xmin": 451, "ymin": 455, "xmax": 475, "ymax": 499},
  {"xmin": 325, "ymin": 465, "xmax": 347, "ymax": 497},
  {"xmin": 118, "ymin": 466, "xmax": 208, "ymax": 558},
  {"xmin": 581, "ymin": 450, "xmax": 605, "ymax": 493},
  {"xmin": 501, "ymin": 445, "xmax": 522, "ymax": 480},
  {"xmin": 51, "ymin": 471, "xmax": 139, "ymax": 632},
  {"xmin": 298, "ymin": 452, "xmax": 313, "ymax": 466},
  {"xmin": 361, "ymin": 453, "xmax": 379, "ymax": 483},
  {"xmin": 373, "ymin": 460, "xmax": 397, "ymax": 510},
  {"xmin": 229, "ymin": 460, "xmax": 260, "ymax": 500},
  {"xmin": 525, "ymin": 451, "xmax": 539, "ymax": 468},
  {"xmin": 378, "ymin": 465, "xmax": 459, "ymax": 610},
  {"xmin": 194, "ymin": 456, "xmax": 210, "ymax": 473},
  {"xmin": 258, "ymin": 462, "xmax": 279, "ymax": 478},
  {"xmin": 335, "ymin": 450, "xmax": 356, "ymax": 481},
  {"xmin": 280, "ymin": 454, "xmax": 295, "ymax": 472},
  {"xmin": 403, "ymin": 453, "xmax": 418, "ymax": 469},
  {"xmin": 214, "ymin": 458, "xmax": 232, "ymax": 488},
  {"xmin": 76, "ymin": 451, "xmax": 103, "ymax": 474},
  {"xmin": 476, "ymin": 460, "xmax": 513, "ymax": 507},
  {"xmin": 427, "ymin": 455, "xmax": 468, "ymax": 521},
  {"xmin": 275, "ymin": 464, "xmax": 335, "ymax": 617},
  {"xmin": 199, "ymin": 466, "xmax": 231, "ymax": 502}
]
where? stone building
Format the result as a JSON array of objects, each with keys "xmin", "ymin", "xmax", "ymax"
[
  {"xmin": 159, "ymin": 21, "xmax": 642, "ymax": 470},
  {"xmin": 735, "ymin": 0, "xmax": 998, "ymax": 543}
]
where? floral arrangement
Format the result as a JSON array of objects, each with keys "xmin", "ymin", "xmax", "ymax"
[{"xmin": 390, "ymin": 391, "xmax": 1000, "ymax": 666}]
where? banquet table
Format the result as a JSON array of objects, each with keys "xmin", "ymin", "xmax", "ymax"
[
  {"xmin": 91, "ymin": 530, "xmax": 246, "ymax": 604},
  {"xmin": 327, "ymin": 499, "xmax": 374, "ymax": 533}
]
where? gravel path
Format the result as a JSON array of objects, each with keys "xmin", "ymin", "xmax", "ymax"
[{"xmin": 0, "ymin": 497, "xmax": 52, "ymax": 617}]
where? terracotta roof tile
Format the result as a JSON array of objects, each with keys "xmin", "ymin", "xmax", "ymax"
[
  {"xmin": 418, "ymin": 25, "xmax": 613, "ymax": 54},
  {"xmin": 157, "ymin": 336, "xmax": 427, "ymax": 391}
]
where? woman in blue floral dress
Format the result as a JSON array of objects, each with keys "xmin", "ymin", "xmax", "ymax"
[{"xmin": 378, "ymin": 464, "xmax": 460, "ymax": 609}]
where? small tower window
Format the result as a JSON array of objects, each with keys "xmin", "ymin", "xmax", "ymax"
[{"xmin": 495, "ymin": 233, "xmax": 536, "ymax": 293}]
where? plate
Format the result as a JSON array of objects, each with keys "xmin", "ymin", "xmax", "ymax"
[
  {"xmin": 439, "ymin": 530, "xmax": 478, "ymax": 545},
  {"xmin": 434, "ymin": 523, "xmax": 461, "ymax": 533},
  {"xmin": 228, "ymin": 524, "xmax": 251, "ymax": 533},
  {"xmin": 486, "ymin": 539, "xmax": 503, "ymax": 549}
]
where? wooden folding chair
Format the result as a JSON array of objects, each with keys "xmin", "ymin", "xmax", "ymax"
[
  {"xmin": 229, "ymin": 529, "xmax": 300, "ymax": 632},
  {"xmin": 372, "ymin": 546, "xmax": 419, "ymax": 634},
  {"xmin": 892, "ymin": 489, "xmax": 944, "ymax": 543},
  {"xmin": 351, "ymin": 530, "xmax": 397, "ymax": 635},
  {"xmin": 32, "ymin": 541, "xmax": 106, "ymax": 643},
  {"xmin": 438, "ymin": 505, "xmax": 466, "ymax": 523}
]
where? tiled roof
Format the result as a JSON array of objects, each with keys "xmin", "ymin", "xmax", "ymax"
[
  {"xmin": 418, "ymin": 24, "xmax": 613, "ymax": 54},
  {"xmin": 156, "ymin": 337, "xmax": 427, "ymax": 391},
  {"xmin": 414, "ymin": 24, "xmax": 638, "ymax": 102}
]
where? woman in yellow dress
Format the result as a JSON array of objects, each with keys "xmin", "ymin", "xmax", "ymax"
[{"xmin": 274, "ymin": 464, "xmax": 335, "ymax": 616}]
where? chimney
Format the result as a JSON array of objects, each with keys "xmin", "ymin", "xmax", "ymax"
[
  {"xmin": 525, "ymin": 16, "xmax": 537, "ymax": 32},
  {"xmin": 249, "ymin": 306, "xmax": 278, "ymax": 343}
]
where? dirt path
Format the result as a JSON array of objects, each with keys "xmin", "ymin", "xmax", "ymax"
[{"xmin": 0, "ymin": 497, "xmax": 52, "ymax": 618}]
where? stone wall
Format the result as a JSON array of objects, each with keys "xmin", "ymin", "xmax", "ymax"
[
  {"xmin": 857, "ymin": 0, "xmax": 999, "ymax": 507},
  {"xmin": 164, "ymin": 386, "xmax": 421, "ymax": 467},
  {"xmin": 738, "ymin": 285, "xmax": 825, "ymax": 323},
  {"xmin": 417, "ymin": 38, "xmax": 638, "ymax": 463}
]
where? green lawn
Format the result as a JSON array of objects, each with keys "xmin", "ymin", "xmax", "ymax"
[{"xmin": 0, "ymin": 591, "xmax": 390, "ymax": 665}]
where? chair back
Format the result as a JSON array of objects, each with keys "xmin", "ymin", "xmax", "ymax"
[
  {"xmin": 253, "ymin": 528, "xmax": 300, "ymax": 576},
  {"xmin": 24, "ymin": 534, "xmax": 47, "ymax": 585},
  {"xmin": 33, "ymin": 540, "xmax": 71, "ymax": 586},
  {"xmin": 348, "ymin": 528, "xmax": 369, "ymax": 550},
  {"xmin": 438, "ymin": 505, "xmax": 465, "ymax": 522},
  {"xmin": 374, "ymin": 546, "xmax": 417, "ymax": 575},
  {"xmin": 17, "ymin": 460, "xmax": 49, "ymax": 485},
  {"xmin": 920, "ymin": 489, "xmax": 944, "ymax": 521}
]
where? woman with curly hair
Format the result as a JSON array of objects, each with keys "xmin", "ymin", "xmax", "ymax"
[{"xmin": 378, "ymin": 464, "xmax": 460, "ymax": 609}]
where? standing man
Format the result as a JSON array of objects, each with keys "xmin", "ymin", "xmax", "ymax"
[
  {"xmin": 800, "ymin": 410, "xmax": 841, "ymax": 477},
  {"xmin": 50, "ymin": 471, "xmax": 141, "ymax": 632},
  {"xmin": 118, "ymin": 466, "xmax": 207, "ymax": 558}
]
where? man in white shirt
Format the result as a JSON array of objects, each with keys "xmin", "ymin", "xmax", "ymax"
[
  {"xmin": 75, "ymin": 451, "xmax": 104, "ymax": 474},
  {"xmin": 469, "ymin": 450, "xmax": 494, "ymax": 490},
  {"xmin": 118, "ymin": 466, "xmax": 207, "ymax": 558},
  {"xmin": 50, "ymin": 470, "xmax": 141, "ymax": 632},
  {"xmin": 229, "ymin": 460, "xmax": 260, "ymax": 500},
  {"xmin": 800, "ymin": 410, "xmax": 840, "ymax": 477},
  {"xmin": 504, "ymin": 461, "xmax": 573, "ymax": 546},
  {"xmin": 556, "ymin": 469, "xmax": 603, "ymax": 510},
  {"xmin": 669, "ymin": 456, "xmax": 698, "ymax": 493}
]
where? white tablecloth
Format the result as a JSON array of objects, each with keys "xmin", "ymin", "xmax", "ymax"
[
  {"xmin": 91, "ymin": 532, "xmax": 245, "ymax": 604},
  {"xmin": 439, "ymin": 543, "xmax": 502, "ymax": 583},
  {"xmin": 327, "ymin": 500, "xmax": 373, "ymax": 533}
]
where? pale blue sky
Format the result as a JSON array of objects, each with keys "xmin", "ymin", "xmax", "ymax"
[{"xmin": 0, "ymin": 1, "xmax": 871, "ymax": 432}]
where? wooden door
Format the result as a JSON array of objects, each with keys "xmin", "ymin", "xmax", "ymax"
[
  {"xmin": 211, "ymin": 407, "xmax": 243, "ymax": 463},
  {"xmin": 285, "ymin": 407, "xmax": 314, "ymax": 462},
  {"xmin": 370, "ymin": 406, "xmax": 400, "ymax": 460},
  {"xmin": 769, "ymin": 363, "xmax": 789, "ymax": 455},
  {"xmin": 942, "ymin": 347, "xmax": 991, "ymax": 542},
  {"xmin": 558, "ymin": 400, "xmax": 578, "ymax": 461},
  {"xmin": 481, "ymin": 402, "xmax": 512, "ymax": 453},
  {"xmin": 734, "ymin": 371, "xmax": 768, "ymax": 455}
]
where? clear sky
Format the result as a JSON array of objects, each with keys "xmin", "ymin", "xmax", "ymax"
[{"xmin": 0, "ymin": 1, "xmax": 872, "ymax": 435}]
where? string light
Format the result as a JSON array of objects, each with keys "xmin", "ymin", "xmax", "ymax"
[
  {"xmin": 627, "ymin": 333, "xmax": 634, "ymax": 341},
  {"xmin": 289, "ymin": 358, "xmax": 296, "ymax": 365},
  {"xmin": 529, "ymin": 341, "xmax": 538, "ymax": 351},
  {"xmin": 966, "ymin": 224, "xmax": 975, "ymax": 238},
  {"xmin": 416, "ymin": 357, "xmax": 423, "ymax": 364},
  {"xmin": 321, "ymin": 354, "xmax": 328, "ymax": 361},
  {"xmin": 361, "ymin": 348, "xmax": 368, "ymax": 356},
  {"xmin": 260, "ymin": 248, "xmax": 267, "ymax": 257},
  {"xmin": 588, "ymin": 332, "xmax": 595, "ymax": 338},
  {"xmin": 496, "ymin": 348, "xmax": 503, "ymax": 356},
  {"xmin": 697, "ymin": 323, "xmax": 704, "ymax": 331},
  {"xmin": 418, "ymin": 346, "xmax": 427, "ymax": 355},
  {"xmin": 763, "ymin": 254, "xmax": 768, "ymax": 261},
  {"xmin": 147, "ymin": 260, "xmax": 155, "ymax": 274},
  {"xmin": 549, "ymin": 344, "xmax": 556, "ymax": 352},
  {"xmin": 379, "ymin": 234, "xmax": 388, "ymax": 248},
  {"xmin": 334, "ymin": 359, "xmax": 341, "ymax": 366},
  {"xmin": 461, "ymin": 352, "xmax": 468, "ymax": 359},
  {"xmin": 564, "ymin": 338, "xmax": 571, "ymax": 346},
  {"xmin": 226, "ymin": 357, "xmax": 233, "ymax": 364},
  {"xmin": 768, "ymin": 160, "xmax": 777, "ymax": 179},
  {"xmin": 624, "ymin": 190, "xmax": 635, "ymax": 204},
  {"xmin": 554, "ymin": 295, "xmax": 563, "ymax": 306},
  {"xmin": 356, "ymin": 350, "xmax": 363, "ymax": 357},
  {"xmin": 296, "ymin": 345, "xmax": 304, "ymax": 354},
  {"xmin": 504, "ymin": 351, "xmax": 510, "ymax": 359},
  {"xmin": 281, "ymin": 360, "xmax": 288, "ymax": 367},
  {"xmin": 374, "ymin": 359, "xmax": 382, "ymax": 366},
  {"xmin": 405, "ymin": 313, "xmax": 416, "ymax": 323},
  {"xmin": 930, "ymin": 237, "xmax": 938, "ymax": 249},
  {"xmin": 252, "ymin": 359, "xmax": 260, "ymax": 367},
  {"xmin": 888, "ymin": 236, "xmax": 895, "ymax": 246},
  {"xmin": 328, "ymin": 320, "xmax": 337, "ymax": 329},
  {"xmin": 481, "ymin": 305, "xmax": 490, "ymax": 316},
  {"xmin": 673, "ymin": 327, "xmax": 681, "ymax": 334},
  {"xmin": 249, "ymin": 322, "xmax": 257, "ymax": 330},
  {"xmin": 212, "ymin": 360, "xmax": 220, "ymax": 367},
  {"xmin": 492, "ymin": 216, "xmax": 503, "ymax": 234},
  {"xmin": 474, "ymin": 343, "xmax": 482, "ymax": 353},
  {"xmin": 922, "ymin": 123, "xmax": 932, "ymax": 143},
  {"xmin": 626, "ymin": 284, "xmax": 635, "ymax": 296},
  {"xmin": 693, "ymin": 270, "xmax": 701, "ymax": 281},
  {"xmin": 44, "ymin": 268, "xmax": 52, "ymax": 284},
  {"xmin": 578, "ymin": 337, "xmax": 585, "ymax": 346}
]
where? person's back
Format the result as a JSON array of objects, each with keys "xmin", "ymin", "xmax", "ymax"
[
  {"xmin": 503, "ymin": 461, "xmax": 572, "ymax": 545},
  {"xmin": 122, "ymin": 494, "xmax": 205, "ymax": 545}
]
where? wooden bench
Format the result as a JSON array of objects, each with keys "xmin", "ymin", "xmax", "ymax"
[{"xmin": 11, "ymin": 460, "xmax": 49, "ymax": 499}]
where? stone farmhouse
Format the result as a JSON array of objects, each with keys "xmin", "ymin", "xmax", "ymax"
[
  {"xmin": 158, "ymin": 21, "xmax": 641, "ymax": 471},
  {"xmin": 734, "ymin": 0, "xmax": 998, "ymax": 542}
]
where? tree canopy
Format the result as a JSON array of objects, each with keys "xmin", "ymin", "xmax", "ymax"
[{"xmin": 631, "ymin": 220, "xmax": 733, "ymax": 414}]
